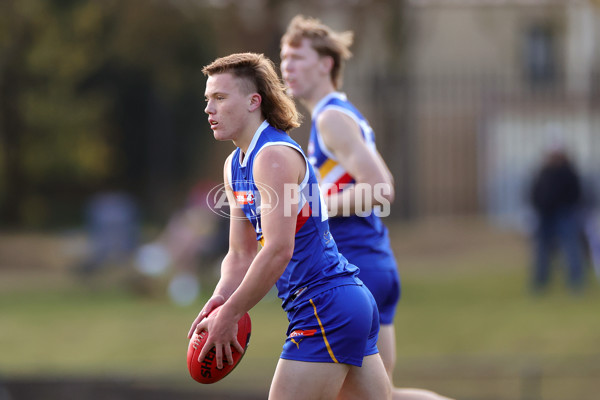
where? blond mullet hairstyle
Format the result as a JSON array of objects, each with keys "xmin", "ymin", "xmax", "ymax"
[
  {"xmin": 202, "ymin": 53, "xmax": 301, "ymax": 133},
  {"xmin": 281, "ymin": 15, "xmax": 353, "ymax": 89}
]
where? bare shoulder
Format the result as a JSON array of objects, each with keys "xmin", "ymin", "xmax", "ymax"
[
  {"xmin": 316, "ymin": 108, "xmax": 343, "ymax": 130},
  {"xmin": 254, "ymin": 144, "xmax": 305, "ymax": 182},
  {"xmin": 317, "ymin": 107, "xmax": 361, "ymax": 143}
]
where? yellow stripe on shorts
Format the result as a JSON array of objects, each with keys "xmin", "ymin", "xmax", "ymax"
[{"xmin": 309, "ymin": 298, "xmax": 339, "ymax": 363}]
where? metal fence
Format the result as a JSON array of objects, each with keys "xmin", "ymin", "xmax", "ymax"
[{"xmin": 363, "ymin": 72, "xmax": 600, "ymax": 226}]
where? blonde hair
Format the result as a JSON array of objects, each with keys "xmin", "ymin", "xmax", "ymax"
[
  {"xmin": 202, "ymin": 53, "xmax": 300, "ymax": 132},
  {"xmin": 281, "ymin": 15, "xmax": 353, "ymax": 89}
]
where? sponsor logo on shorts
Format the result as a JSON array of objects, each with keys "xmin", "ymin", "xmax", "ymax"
[
  {"xmin": 289, "ymin": 329, "xmax": 317, "ymax": 349},
  {"xmin": 290, "ymin": 329, "xmax": 317, "ymax": 338}
]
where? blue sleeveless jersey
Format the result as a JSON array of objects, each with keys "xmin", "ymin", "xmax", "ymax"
[
  {"xmin": 308, "ymin": 92, "xmax": 396, "ymax": 269},
  {"xmin": 229, "ymin": 121, "xmax": 359, "ymax": 311}
]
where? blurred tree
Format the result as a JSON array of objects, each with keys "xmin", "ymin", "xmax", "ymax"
[
  {"xmin": 0, "ymin": 0, "xmax": 409, "ymax": 228},
  {"xmin": 0, "ymin": 0, "xmax": 215, "ymax": 228},
  {"xmin": 0, "ymin": 0, "xmax": 28, "ymax": 226}
]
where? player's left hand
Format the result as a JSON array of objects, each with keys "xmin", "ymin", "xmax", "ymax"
[
  {"xmin": 195, "ymin": 307, "xmax": 244, "ymax": 370},
  {"xmin": 187, "ymin": 294, "xmax": 226, "ymax": 339}
]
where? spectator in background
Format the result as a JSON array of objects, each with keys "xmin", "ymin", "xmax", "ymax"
[
  {"xmin": 529, "ymin": 144, "xmax": 585, "ymax": 294},
  {"xmin": 78, "ymin": 190, "xmax": 140, "ymax": 275}
]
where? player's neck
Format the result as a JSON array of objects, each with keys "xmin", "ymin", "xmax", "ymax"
[
  {"xmin": 233, "ymin": 116, "xmax": 265, "ymax": 155},
  {"xmin": 302, "ymin": 81, "xmax": 336, "ymax": 113}
]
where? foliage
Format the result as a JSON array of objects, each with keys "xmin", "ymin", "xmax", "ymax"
[{"xmin": 0, "ymin": 0, "xmax": 215, "ymax": 227}]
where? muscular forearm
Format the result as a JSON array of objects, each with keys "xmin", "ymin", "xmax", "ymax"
[
  {"xmin": 212, "ymin": 251, "xmax": 254, "ymax": 301},
  {"xmin": 219, "ymin": 246, "xmax": 290, "ymax": 320}
]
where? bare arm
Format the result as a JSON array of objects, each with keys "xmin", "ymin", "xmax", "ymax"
[
  {"xmin": 187, "ymin": 153, "xmax": 257, "ymax": 336},
  {"xmin": 219, "ymin": 145, "xmax": 302, "ymax": 316},
  {"xmin": 193, "ymin": 146, "xmax": 304, "ymax": 368},
  {"xmin": 317, "ymin": 108, "xmax": 395, "ymax": 217}
]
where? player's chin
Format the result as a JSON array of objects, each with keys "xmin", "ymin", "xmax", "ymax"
[{"xmin": 212, "ymin": 129, "xmax": 228, "ymax": 141}]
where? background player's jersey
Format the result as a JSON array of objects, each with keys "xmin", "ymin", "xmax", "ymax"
[
  {"xmin": 308, "ymin": 92, "xmax": 397, "ymax": 269},
  {"xmin": 229, "ymin": 120, "xmax": 359, "ymax": 311}
]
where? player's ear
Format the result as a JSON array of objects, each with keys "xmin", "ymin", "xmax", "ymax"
[
  {"xmin": 248, "ymin": 93, "xmax": 262, "ymax": 112},
  {"xmin": 319, "ymin": 55, "xmax": 334, "ymax": 74}
]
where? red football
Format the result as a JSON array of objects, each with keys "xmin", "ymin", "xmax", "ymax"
[{"xmin": 187, "ymin": 310, "xmax": 252, "ymax": 384}]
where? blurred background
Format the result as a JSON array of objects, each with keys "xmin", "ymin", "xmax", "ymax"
[{"xmin": 1, "ymin": 0, "xmax": 600, "ymax": 399}]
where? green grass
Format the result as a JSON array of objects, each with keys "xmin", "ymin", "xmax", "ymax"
[{"xmin": 1, "ymin": 220, "xmax": 599, "ymax": 399}]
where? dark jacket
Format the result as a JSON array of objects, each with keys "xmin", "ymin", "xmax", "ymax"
[{"xmin": 531, "ymin": 158, "xmax": 582, "ymax": 219}]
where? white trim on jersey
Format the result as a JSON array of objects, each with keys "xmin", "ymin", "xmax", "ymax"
[
  {"xmin": 312, "ymin": 92, "xmax": 377, "ymax": 164},
  {"xmin": 226, "ymin": 150, "xmax": 235, "ymax": 190},
  {"xmin": 320, "ymin": 105, "xmax": 377, "ymax": 154},
  {"xmin": 320, "ymin": 163, "xmax": 348, "ymax": 186},
  {"xmin": 239, "ymin": 120, "xmax": 269, "ymax": 167},
  {"xmin": 314, "ymin": 118, "xmax": 338, "ymax": 162},
  {"xmin": 312, "ymin": 93, "xmax": 347, "ymax": 162},
  {"xmin": 311, "ymin": 92, "xmax": 347, "ymax": 119},
  {"xmin": 255, "ymin": 141, "xmax": 314, "ymax": 218}
]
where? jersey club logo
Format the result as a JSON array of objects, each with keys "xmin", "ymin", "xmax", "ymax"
[
  {"xmin": 234, "ymin": 190, "xmax": 255, "ymax": 205},
  {"xmin": 206, "ymin": 181, "xmax": 278, "ymax": 220}
]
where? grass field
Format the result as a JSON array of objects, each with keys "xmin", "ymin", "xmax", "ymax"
[{"xmin": 1, "ymin": 218, "xmax": 599, "ymax": 400}]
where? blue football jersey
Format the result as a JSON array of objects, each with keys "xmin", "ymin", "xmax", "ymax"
[
  {"xmin": 308, "ymin": 92, "xmax": 397, "ymax": 268},
  {"xmin": 229, "ymin": 120, "xmax": 359, "ymax": 311}
]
